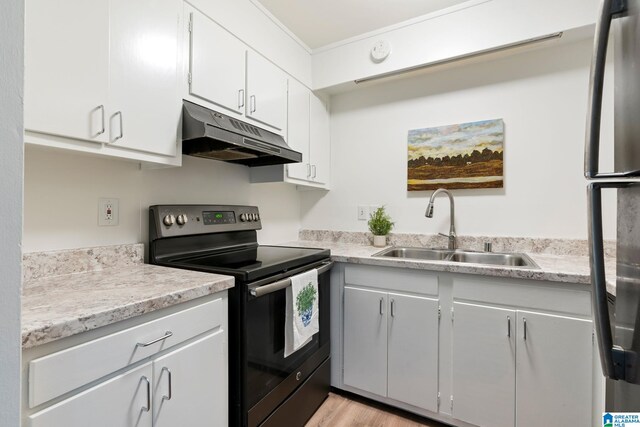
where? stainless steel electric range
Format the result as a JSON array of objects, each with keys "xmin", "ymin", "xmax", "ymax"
[{"xmin": 148, "ymin": 205, "xmax": 332, "ymax": 427}]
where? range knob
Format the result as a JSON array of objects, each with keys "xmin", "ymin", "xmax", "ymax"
[
  {"xmin": 239, "ymin": 213, "xmax": 247, "ymax": 222},
  {"xmin": 163, "ymin": 215, "xmax": 175, "ymax": 227},
  {"xmin": 176, "ymin": 214, "xmax": 188, "ymax": 226},
  {"xmin": 255, "ymin": 214, "xmax": 260, "ymax": 221},
  {"xmin": 250, "ymin": 213, "xmax": 256, "ymax": 221}
]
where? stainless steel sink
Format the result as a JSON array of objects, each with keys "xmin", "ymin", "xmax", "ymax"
[
  {"xmin": 447, "ymin": 251, "xmax": 538, "ymax": 268},
  {"xmin": 373, "ymin": 247, "xmax": 539, "ymax": 269},
  {"xmin": 375, "ymin": 247, "xmax": 452, "ymax": 261}
]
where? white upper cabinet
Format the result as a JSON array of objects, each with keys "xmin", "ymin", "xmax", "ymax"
[
  {"xmin": 108, "ymin": 0, "xmax": 181, "ymax": 156},
  {"xmin": 309, "ymin": 95, "xmax": 331, "ymax": 185},
  {"xmin": 25, "ymin": 0, "xmax": 109, "ymax": 143},
  {"xmin": 246, "ymin": 51, "xmax": 288, "ymax": 131},
  {"xmin": 24, "ymin": 0, "xmax": 181, "ymax": 165},
  {"xmin": 188, "ymin": 9, "xmax": 246, "ymax": 115},
  {"xmin": 286, "ymin": 79, "xmax": 311, "ymax": 181}
]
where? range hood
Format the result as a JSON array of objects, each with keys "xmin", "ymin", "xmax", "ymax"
[{"xmin": 181, "ymin": 100, "xmax": 301, "ymax": 167}]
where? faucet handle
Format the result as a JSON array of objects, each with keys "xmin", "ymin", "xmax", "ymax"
[{"xmin": 438, "ymin": 232, "xmax": 449, "ymax": 238}]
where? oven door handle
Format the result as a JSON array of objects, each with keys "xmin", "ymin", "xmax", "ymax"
[{"xmin": 249, "ymin": 261, "xmax": 334, "ymax": 298}]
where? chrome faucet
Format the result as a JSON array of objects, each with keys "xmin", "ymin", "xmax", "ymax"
[{"xmin": 425, "ymin": 188, "xmax": 457, "ymax": 250}]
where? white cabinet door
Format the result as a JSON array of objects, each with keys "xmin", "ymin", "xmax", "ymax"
[
  {"xmin": 25, "ymin": 0, "xmax": 109, "ymax": 143},
  {"xmin": 153, "ymin": 330, "xmax": 227, "ymax": 427},
  {"xmin": 452, "ymin": 302, "xmax": 516, "ymax": 427},
  {"xmin": 309, "ymin": 94, "xmax": 331, "ymax": 185},
  {"xmin": 108, "ymin": 0, "xmax": 180, "ymax": 156},
  {"xmin": 387, "ymin": 293, "xmax": 439, "ymax": 412},
  {"xmin": 246, "ymin": 51, "xmax": 287, "ymax": 131},
  {"xmin": 29, "ymin": 363, "xmax": 153, "ymax": 427},
  {"xmin": 189, "ymin": 9, "xmax": 246, "ymax": 115},
  {"xmin": 516, "ymin": 311, "xmax": 593, "ymax": 427},
  {"xmin": 343, "ymin": 287, "xmax": 388, "ymax": 397},
  {"xmin": 286, "ymin": 79, "xmax": 311, "ymax": 181}
]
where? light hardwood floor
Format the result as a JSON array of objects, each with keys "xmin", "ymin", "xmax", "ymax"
[{"xmin": 306, "ymin": 392, "xmax": 449, "ymax": 427}]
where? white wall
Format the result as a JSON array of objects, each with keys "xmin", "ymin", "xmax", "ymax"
[
  {"xmin": 311, "ymin": 0, "xmax": 597, "ymax": 89},
  {"xmin": 0, "ymin": 0, "xmax": 23, "ymax": 423},
  {"xmin": 24, "ymin": 147, "xmax": 301, "ymax": 253},
  {"xmin": 301, "ymin": 38, "xmax": 617, "ymax": 239}
]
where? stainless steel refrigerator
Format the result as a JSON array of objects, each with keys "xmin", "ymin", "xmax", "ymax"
[{"xmin": 587, "ymin": 0, "xmax": 640, "ymax": 411}]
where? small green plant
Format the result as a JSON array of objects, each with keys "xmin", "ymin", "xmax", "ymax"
[
  {"xmin": 368, "ymin": 206, "xmax": 394, "ymax": 236},
  {"xmin": 296, "ymin": 283, "xmax": 317, "ymax": 314}
]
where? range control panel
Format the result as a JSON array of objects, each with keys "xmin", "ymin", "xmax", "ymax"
[{"xmin": 150, "ymin": 205, "xmax": 261, "ymax": 239}]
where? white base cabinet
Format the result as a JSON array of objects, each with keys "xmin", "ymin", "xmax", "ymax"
[
  {"xmin": 23, "ymin": 293, "xmax": 228, "ymax": 427},
  {"xmin": 29, "ymin": 363, "xmax": 153, "ymax": 427},
  {"xmin": 334, "ymin": 264, "xmax": 605, "ymax": 427}
]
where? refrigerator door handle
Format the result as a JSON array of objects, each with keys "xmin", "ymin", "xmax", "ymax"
[
  {"xmin": 585, "ymin": 0, "xmax": 632, "ymax": 179},
  {"xmin": 588, "ymin": 181, "xmax": 630, "ymax": 381}
]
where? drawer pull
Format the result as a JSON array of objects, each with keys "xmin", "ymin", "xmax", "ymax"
[{"xmin": 136, "ymin": 331, "xmax": 173, "ymax": 347}]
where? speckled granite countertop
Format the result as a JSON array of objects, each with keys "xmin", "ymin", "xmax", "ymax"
[
  {"xmin": 22, "ymin": 244, "xmax": 234, "ymax": 349},
  {"xmin": 286, "ymin": 239, "xmax": 617, "ymax": 296}
]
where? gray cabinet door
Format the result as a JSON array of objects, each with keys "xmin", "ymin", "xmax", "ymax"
[
  {"xmin": 516, "ymin": 311, "xmax": 593, "ymax": 427},
  {"xmin": 343, "ymin": 287, "xmax": 388, "ymax": 396},
  {"xmin": 387, "ymin": 293, "xmax": 439, "ymax": 412},
  {"xmin": 452, "ymin": 302, "xmax": 516, "ymax": 427}
]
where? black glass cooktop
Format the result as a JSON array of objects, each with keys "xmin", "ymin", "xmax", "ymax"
[{"xmin": 172, "ymin": 245, "xmax": 330, "ymax": 283}]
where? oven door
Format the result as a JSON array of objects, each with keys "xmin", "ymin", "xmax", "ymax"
[{"xmin": 244, "ymin": 260, "xmax": 332, "ymax": 427}]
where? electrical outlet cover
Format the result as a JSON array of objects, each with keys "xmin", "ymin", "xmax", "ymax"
[
  {"xmin": 357, "ymin": 205, "xmax": 368, "ymax": 221},
  {"xmin": 98, "ymin": 198, "xmax": 119, "ymax": 226}
]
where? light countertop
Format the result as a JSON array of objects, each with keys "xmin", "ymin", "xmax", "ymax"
[
  {"xmin": 22, "ymin": 245, "xmax": 234, "ymax": 349},
  {"xmin": 286, "ymin": 240, "xmax": 616, "ymax": 295}
]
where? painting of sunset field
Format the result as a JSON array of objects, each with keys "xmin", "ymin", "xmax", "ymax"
[{"xmin": 407, "ymin": 119, "xmax": 504, "ymax": 191}]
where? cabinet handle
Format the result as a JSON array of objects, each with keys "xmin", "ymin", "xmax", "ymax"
[
  {"xmin": 390, "ymin": 299, "xmax": 395, "ymax": 317},
  {"xmin": 523, "ymin": 317, "xmax": 527, "ymax": 341},
  {"xmin": 507, "ymin": 316, "xmax": 511, "ymax": 338},
  {"xmin": 238, "ymin": 89, "xmax": 245, "ymax": 109},
  {"xmin": 136, "ymin": 331, "xmax": 173, "ymax": 347},
  {"xmin": 141, "ymin": 376, "xmax": 151, "ymax": 412},
  {"xmin": 379, "ymin": 298, "xmax": 384, "ymax": 315},
  {"xmin": 161, "ymin": 367, "xmax": 173, "ymax": 401},
  {"xmin": 113, "ymin": 111, "xmax": 124, "ymax": 141},
  {"xmin": 307, "ymin": 163, "xmax": 311, "ymax": 178},
  {"xmin": 312, "ymin": 165, "xmax": 317, "ymax": 178},
  {"xmin": 250, "ymin": 95, "xmax": 256, "ymax": 113},
  {"xmin": 96, "ymin": 105, "xmax": 105, "ymax": 136}
]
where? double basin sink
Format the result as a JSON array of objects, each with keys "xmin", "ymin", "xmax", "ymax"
[{"xmin": 373, "ymin": 247, "xmax": 539, "ymax": 269}]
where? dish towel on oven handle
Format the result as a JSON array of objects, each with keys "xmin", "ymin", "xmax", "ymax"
[{"xmin": 284, "ymin": 268, "xmax": 319, "ymax": 358}]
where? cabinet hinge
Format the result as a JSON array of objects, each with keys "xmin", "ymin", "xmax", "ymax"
[
  {"xmin": 450, "ymin": 395, "xmax": 454, "ymax": 411},
  {"xmin": 188, "ymin": 73, "xmax": 192, "ymax": 84},
  {"xmin": 437, "ymin": 392, "xmax": 441, "ymax": 409},
  {"xmin": 451, "ymin": 307, "xmax": 454, "ymax": 322},
  {"xmin": 188, "ymin": 16, "xmax": 193, "ymax": 33},
  {"xmin": 593, "ymin": 330, "xmax": 595, "ymax": 345},
  {"xmin": 438, "ymin": 305, "xmax": 441, "ymax": 322}
]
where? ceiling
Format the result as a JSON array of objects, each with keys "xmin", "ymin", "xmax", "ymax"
[{"xmin": 254, "ymin": 0, "xmax": 471, "ymax": 50}]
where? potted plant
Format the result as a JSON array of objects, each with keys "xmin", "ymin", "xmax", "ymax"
[{"xmin": 368, "ymin": 206, "xmax": 394, "ymax": 247}]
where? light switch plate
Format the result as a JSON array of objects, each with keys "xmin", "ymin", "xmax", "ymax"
[{"xmin": 98, "ymin": 198, "xmax": 119, "ymax": 226}]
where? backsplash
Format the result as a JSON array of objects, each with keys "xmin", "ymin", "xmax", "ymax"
[
  {"xmin": 298, "ymin": 230, "xmax": 616, "ymax": 258},
  {"xmin": 23, "ymin": 244, "xmax": 144, "ymax": 282}
]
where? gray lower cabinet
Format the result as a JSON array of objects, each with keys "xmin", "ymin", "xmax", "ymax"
[
  {"xmin": 343, "ymin": 286, "xmax": 439, "ymax": 412},
  {"xmin": 452, "ymin": 302, "xmax": 593, "ymax": 427}
]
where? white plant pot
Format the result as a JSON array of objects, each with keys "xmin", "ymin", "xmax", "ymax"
[{"xmin": 373, "ymin": 235, "xmax": 387, "ymax": 248}]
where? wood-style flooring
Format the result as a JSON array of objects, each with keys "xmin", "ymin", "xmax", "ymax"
[{"xmin": 306, "ymin": 392, "xmax": 449, "ymax": 427}]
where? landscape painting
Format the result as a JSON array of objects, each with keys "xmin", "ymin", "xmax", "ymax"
[{"xmin": 407, "ymin": 119, "xmax": 504, "ymax": 191}]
